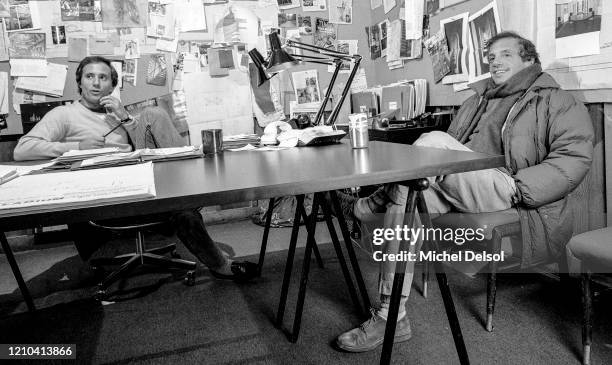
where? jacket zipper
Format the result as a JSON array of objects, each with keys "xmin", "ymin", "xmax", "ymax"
[{"xmin": 502, "ymin": 89, "xmax": 536, "ymax": 174}]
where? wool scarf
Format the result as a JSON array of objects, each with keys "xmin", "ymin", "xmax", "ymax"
[{"xmin": 458, "ymin": 64, "xmax": 542, "ymax": 155}]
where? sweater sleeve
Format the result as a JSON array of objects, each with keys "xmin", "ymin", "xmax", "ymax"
[{"xmin": 13, "ymin": 108, "xmax": 80, "ymax": 161}]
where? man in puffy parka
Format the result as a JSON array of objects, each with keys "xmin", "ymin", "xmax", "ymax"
[{"xmin": 335, "ymin": 31, "xmax": 594, "ymax": 353}]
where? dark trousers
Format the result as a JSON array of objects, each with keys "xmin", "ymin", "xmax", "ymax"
[{"xmin": 69, "ymin": 209, "xmax": 227, "ymax": 271}]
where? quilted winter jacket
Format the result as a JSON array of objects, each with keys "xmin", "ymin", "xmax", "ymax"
[{"xmin": 446, "ymin": 72, "xmax": 594, "ymax": 266}]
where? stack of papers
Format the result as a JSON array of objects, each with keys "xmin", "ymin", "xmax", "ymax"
[
  {"xmin": 139, "ymin": 146, "xmax": 202, "ymax": 161},
  {"xmin": 75, "ymin": 146, "xmax": 201, "ymax": 170},
  {"xmin": 0, "ymin": 163, "xmax": 156, "ymax": 212},
  {"xmin": 56, "ymin": 147, "xmax": 121, "ymax": 164},
  {"xmin": 223, "ymin": 134, "xmax": 261, "ymax": 149}
]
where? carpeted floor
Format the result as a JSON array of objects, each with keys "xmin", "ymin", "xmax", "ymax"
[{"xmin": 1, "ymin": 242, "xmax": 611, "ymax": 365}]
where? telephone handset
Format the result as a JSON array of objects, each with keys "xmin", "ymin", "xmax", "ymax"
[{"xmin": 261, "ymin": 121, "xmax": 300, "ymax": 147}]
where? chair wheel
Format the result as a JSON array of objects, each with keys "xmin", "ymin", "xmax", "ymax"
[
  {"xmin": 170, "ymin": 250, "xmax": 181, "ymax": 259},
  {"xmin": 184, "ymin": 271, "xmax": 196, "ymax": 286}
]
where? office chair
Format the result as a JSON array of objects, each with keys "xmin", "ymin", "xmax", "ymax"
[
  {"xmin": 89, "ymin": 218, "xmax": 196, "ymax": 300},
  {"xmin": 567, "ymin": 227, "xmax": 612, "ymax": 365}
]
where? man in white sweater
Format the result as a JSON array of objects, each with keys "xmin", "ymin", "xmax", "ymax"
[{"xmin": 14, "ymin": 56, "xmax": 257, "ymax": 282}]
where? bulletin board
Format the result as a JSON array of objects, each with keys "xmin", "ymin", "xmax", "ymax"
[
  {"xmin": 276, "ymin": 0, "xmax": 375, "ymax": 124},
  {"xmin": 0, "ymin": 54, "xmax": 172, "ymax": 138},
  {"xmin": 369, "ymin": 0, "xmax": 493, "ymax": 106},
  {"xmin": 369, "ymin": 0, "xmax": 612, "ymax": 105}
]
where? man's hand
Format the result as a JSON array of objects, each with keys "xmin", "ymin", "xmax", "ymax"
[
  {"xmin": 79, "ymin": 136, "xmax": 105, "ymax": 150},
  {"xmin": 99, "ymin": 95, "xmax": 129, "ymax": 120}
]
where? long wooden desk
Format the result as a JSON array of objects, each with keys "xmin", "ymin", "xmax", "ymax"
[{"xmin": 0, "ymin": 141, "xmax": 504, "ymax": 364}]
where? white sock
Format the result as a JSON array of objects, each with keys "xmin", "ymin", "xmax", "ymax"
[{"xmin": 377, "ymin": 295, "xmax": 408, "ymax": 321}]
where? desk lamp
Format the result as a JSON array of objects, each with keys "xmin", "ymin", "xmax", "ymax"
[
  {"xmin": 248, "ymin": 49, "xmax": 274, "ymax": 87},
  {"xmin": 250, "ymin": 32, "xmax": 362, "ymax": 128}
]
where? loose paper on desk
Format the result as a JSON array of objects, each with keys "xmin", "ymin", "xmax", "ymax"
[
  {"xmin": 14, "ymin": 63, "xmax": 68, "ymax": 97},
  {"xmin": 0, "ymin": 162, "xmax": 156, "ymax": 212}
]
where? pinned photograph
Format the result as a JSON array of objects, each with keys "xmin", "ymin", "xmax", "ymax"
[
  {"xmin": 101, "ymin": 0, "xmax": 148, "ymax": 29},
  {"xmin": 441, "ymin": 12, "xmax": 469, "ymax": 84},
  {"xmin": 124, "ymin": 39, "xmax": 140, "ymax": 59},
  {"xmin": 334, "ymin": 39, "xmax": 358, "ymax": 73},
  {"xmin": 424, "ymin": 30, "xmax": 451, "ymax": 83},
  {"xmin": 292, "ymin": 70, "xmax": 321, "ymax": 105},
  {"xmin": 555, "ymin": 0, "xmax": 602, "ymax": 58},
  {"xmin": 379, "ymin": 20, "xmax": 389, "ymax": 57},
  {"xmin": 468, "ymin": 1, "xmax": 500, "ymax": 82},
  {"xmin": 314, "ymin": 18, "xmax": 337, "ymax": 50},
  {"xmin": 93, "ymin": 0, "xmax": 102, "ymax": 21},
  {"xmin": 303, "ymin": 0, "xmax": 327, "ymax": 12},
  {"xmin": 277, "ymin": 0, "xmax": 300, "ymax": 10},
  {"xmin": 366, "ymin": 24, "xmax": 381, "ymax": 60},
  {"xmin": 123, "ymin": 59, "xmax": 137, "ymax": 86},
  {"xmin": 329, "ymin": 0, "xmax": 352, "ymax": 24},
  {"xmin": 60, "ymin": 0, "xmax": 80, "ymax": 21},
  {"xmin": 51, "ymin": 25, "xmax": 67, "ymax": 45},
  {"xmin": 298, "ymin": 15, "xmax": 312, "ymax": 35},
  {"xmin": 8, "ymin": 33, "xmax": 46, "ymax": 59},
  {"xmin": 278, "ymin": 13, "xmax": 298, "ymax": 28},
  {"xmin": 6, "ymin": 0, "xmax": 40, "ymax": 32},
  {"xmin": 78, "ymin": 0, "xmax": 96, "ymax": 20},
  {"xmin": 146, "ymin": 54, "xmax": 167, "ymax": 86}
]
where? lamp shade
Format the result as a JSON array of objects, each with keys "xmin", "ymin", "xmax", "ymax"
[
  {"xmin": 248, "ymin": 49, "xmax": 272, "ymax": 86},
  {"xmin": 266, "ymin": 32, "xmax": 300, "ymax": 73}
]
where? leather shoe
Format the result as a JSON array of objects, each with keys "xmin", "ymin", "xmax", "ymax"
[
  {"xmin": 210, "ymin": 261, "xmax": 258, "ymax": 282},
  {"xmin": 336, "ymin": 309, "xmax": 412, "ymax": 352}
]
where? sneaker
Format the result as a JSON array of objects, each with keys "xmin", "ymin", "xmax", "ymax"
[
  {"xmin": 336, "ymin": 309, "xmax": 412, "ymax": 352},
  {"xmin": 210, "ymin": 261, "xmax": 258, "ymax": 282}
]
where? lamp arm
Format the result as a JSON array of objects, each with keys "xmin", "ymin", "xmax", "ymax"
[
  {"xmin": 288, "ymin": 54, "xmax": 335, "ymax": 65},
  {"xmin": 286, "ymin": 39, "xmax": 354, "ymax": 61},
  {"xmin": 313, "ymin": 59, "xmax": 342, "ymax": 126},
  {"xmin": 326, "ymin": 56, "xmax": 362, "ymax": 127}
]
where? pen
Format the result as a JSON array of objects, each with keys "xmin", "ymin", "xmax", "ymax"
[{"xmin": 103, "ymin": 119, "xmax": 128, "ymax": 138}]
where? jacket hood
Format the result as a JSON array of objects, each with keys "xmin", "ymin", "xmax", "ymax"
[{"xmin": 469, "ymin": 71, "xmax": 561, "ymax": 96}]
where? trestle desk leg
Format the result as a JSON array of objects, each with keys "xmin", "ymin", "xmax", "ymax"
[
  {"xmin": 276, "ymin": 195, "xmax": 305, "ymax": 328},
  {"xmin": 289, "ymin": 192, "xmax": 322, "ymax": 342},
  {"xmin": 1, "ymin": 231, "xmax": 35, "ymax": 312},
  {"xmin": 320, "ymin": 193, "xmax": 362, "ymax": 315},
  {"xmin": 329, "ymin": 190, "xmax": 371, "ymax": 314},
  {"xmin": 258, "ymin": 197, "xmax": 276, "ymax": 276},
  {"xmin": 416, "ymin": 190, "xmax": 469, "ymax": 365}
]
